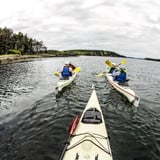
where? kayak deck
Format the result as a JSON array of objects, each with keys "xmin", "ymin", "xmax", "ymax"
[
  {"xmin": 59, "ymin": 86, "xmax": 113, "ymax": 160},
  {"xmin": 105, "ymin": 73, "xmax": 140, "ymax": 107},
  {"xmin": 55, "ymin": 73, "xmax": 77, "ymax": 92}
]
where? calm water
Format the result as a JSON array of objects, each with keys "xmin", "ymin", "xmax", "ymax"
[{"xmin": 0, "ymin": 56, "xmax": 160, "ymax": 160}]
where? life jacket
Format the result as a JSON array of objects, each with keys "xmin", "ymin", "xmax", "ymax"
[
  {"xmin": 109, "ymin": 67, "xmax": 116, "ymax": 73},
  {"xmin": 61, "ymin": 66, "xmax": 72, "ymax": 77},
  {"xmin": 115, "ymin": 72, "xmax": 126, "ymax": 83}
]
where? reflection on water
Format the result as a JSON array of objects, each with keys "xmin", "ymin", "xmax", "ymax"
[{"xmin": 0, "ymin": 56, "xmax": 160, "ymax": 160}]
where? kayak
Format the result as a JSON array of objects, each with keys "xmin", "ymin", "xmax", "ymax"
[
  {"xmin": 105, "ymin": 73, "xmax": 140, "ymax": 107},
  {"xmin": 59, "ymin": 85, "xmax": 113, "ymax": 160},
  {"xmin": 55, "ymin": 73, "xmax": 77, "ymax": 92}
]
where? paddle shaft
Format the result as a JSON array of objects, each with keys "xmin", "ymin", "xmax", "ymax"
[
  {"xmin": 59, "ymin": 115, "xmax": 79, "ymax": 160},
  {"xmin": 59, "ymin": 136, "xmax": 72, "ymax": 160},
  {"xmin": 105, "ymin": 59, "xmax": 127, "ymax": 67}
]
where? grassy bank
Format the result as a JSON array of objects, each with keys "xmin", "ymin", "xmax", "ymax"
[{"xmin": 0, "ymin": 49, "xmax": 125, "ymax": 64}]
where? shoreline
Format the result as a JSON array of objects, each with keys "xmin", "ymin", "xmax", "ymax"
[
  {"xmin": 1, "ymin": 54, "xmax": 158, "ymax": 65},
  {"xmin": 0, "ymin": 54, "xmax": 66, "ymax": 65}
]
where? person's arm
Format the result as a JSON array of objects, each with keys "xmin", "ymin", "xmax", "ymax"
[
  {"xmin": 69, "ymin": 66, "xmax": 73, "ymax": 72},
  {"xmin": 70, "ymin": 64, "xmax": 76, "ymax": 69},
  {"xmin": 112, "ymin": 70, "xmax": 120, "ymax": 77}
]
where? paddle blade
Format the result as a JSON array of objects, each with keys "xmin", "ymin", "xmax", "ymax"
[
  {"xmin": 68, "ymin": 116, "xmax": 79, "ymax": 135},
  {"xmin": 54, "ymin": 71, "xmax": 60, "ymax": 76},
  {"xmin": 97, "ymin": 73, "xmax": 104, "ymax": 77},
  {"xmin": 121, "ymin": 59, "xmax": 127, "ymax": 64},
  {"xmin": 105, "ymin": 59, "xmax": 113, "ymax": 67},
  {"xmin": 74, "ymin": 67, "xmax": 81, "ymax": 73}
]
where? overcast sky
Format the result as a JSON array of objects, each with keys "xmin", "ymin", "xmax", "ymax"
[{"xmin": 1, "ymin": 0, "xmax": 160, "ymax": 58}]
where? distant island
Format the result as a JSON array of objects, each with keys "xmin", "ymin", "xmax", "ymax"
[
  {"xmin": 144, "ymin": 57, "xmax": 160, "ymax": 62},
  {"xmin": 47, "ymin": 49, "xmax": 125, "ymax": 57},
  {"xmin": 0, "ymin": 49, "xmax": 125, "ymax": 64}
]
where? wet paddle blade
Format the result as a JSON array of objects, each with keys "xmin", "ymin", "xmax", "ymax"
[
  {"xmin": 121, "ymin": 59, "xmax": 127, "ymax": 64},
  {"xmin": 54, "ymin": 71, "xmax": 60, "ymax": 76},
  {"xmin": 97, "ymin": 73, "xmax": 104, "ymax": 77},
  {"xmin": 105, "ymin": 59, "xmax": 113, "ymax": 67},
  {"xmin": 74, "ymin": 67, "xmax": 81, "ymax": 72}
]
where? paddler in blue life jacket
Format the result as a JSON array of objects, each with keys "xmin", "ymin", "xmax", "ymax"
[
  {"xmin": 112, "ymin": 67, "xmax": 127, "ymax": 83},
  {"xmin": 61, "ymin": 61, "xmax": 73, "ymax": 79}
]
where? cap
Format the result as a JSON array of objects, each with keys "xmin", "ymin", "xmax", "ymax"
[
  {"xmin": 112, "ymin": 63, "xmax": 116, "ymax": 66},
  {"xmin": 65, "ymin": 61, "xmax": 69, "ymax": 65}
]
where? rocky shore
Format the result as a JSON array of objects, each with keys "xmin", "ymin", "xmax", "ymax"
[{"xmin": 0, "ymin": 54, "xmax": 59, "ymax": 64}]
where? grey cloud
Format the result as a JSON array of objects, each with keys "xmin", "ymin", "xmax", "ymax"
[{"xmin": 2, "ymin": 0, "xmax": 160, "ymax": 58}]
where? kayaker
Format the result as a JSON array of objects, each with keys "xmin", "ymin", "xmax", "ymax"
[
  {"xmin": 61, "ymin": 61, "xmax": 72, "ymax": 78},
  {"xmin": 108, "ymin": 63, "xmax": 117, "ymax": 73},
  {"xmin": 69, "ymin": 61, "xmax": 77, "ymax": 75},
  {"xmin": 112, "ymin": 67, "xmax": 127, "ymax": 83}
]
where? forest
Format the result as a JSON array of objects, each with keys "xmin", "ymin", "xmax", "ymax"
[{"xmin": 0, "ymin": 27, "xmax": 47, "ymax": 55}]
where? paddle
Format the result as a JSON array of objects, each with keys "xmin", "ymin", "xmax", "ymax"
[
  {"xmin": 97, "ymin": 72, "xmax": 105, "ymax": 77},
  {"xmin": 105, "ymin": 59, "xmax": 127, "ymax": 67},
  {"xmin": 59, "ymin": 115, "xmax": 80, "ymax": 160},
  {"xmin": 97, "ymin": 59, "xmax": 127, "ymax": 77},
  {"xmin": 105, "ymin": 59, "xmax": 113, "ymax": 67},
  {"xmin": 97, "ymin": 59, "xmax": 113, "ymax": 76},
  {"xmin": 54, "ymin": 67, "xmax": 81, "ymax": 77},
  {"xmin": 54, "ymin": 71, "xmax": 61, "ymax": 76},
  {"xmin": 74, "ymin": 67, "xmax": 81, "ymax": 73},
  {"xmin": 119, "ymin": 59, "xmax": 127, "ymax": 65}
]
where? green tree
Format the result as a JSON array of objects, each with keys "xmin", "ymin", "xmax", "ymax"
[{"xmin": 0, "ymin": 27, "xmax": 47, "ymax": 55}]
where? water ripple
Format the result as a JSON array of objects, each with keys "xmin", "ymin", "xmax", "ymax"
[{"xmin": 0, "ymin": 57, "xmax": 160, "ymax": 160}]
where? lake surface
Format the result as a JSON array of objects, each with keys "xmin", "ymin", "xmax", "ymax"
[{"xmin": 0, "ymin": 56, "xmax": 160, "ymax": 160}]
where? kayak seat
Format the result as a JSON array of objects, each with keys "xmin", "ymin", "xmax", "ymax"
[
  {"xmin": 60, "ymin": 76, "xmax": 69, "ymax": 80},
  {"xmin": 82, "ymin": 108, "xmax": 102, "ymax": 124},
  {"xmin": 118, "ymin": 81, "xmax": 129, "ymax": 86}
]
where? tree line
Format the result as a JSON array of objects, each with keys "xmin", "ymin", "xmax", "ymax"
[
  {"xmin": 0, "ymin": 27, "xmax": 125, "ymax": 57},
  {"xmin": 47, "ymin": 49, "xmax": 125, "ymax": 57},
  {"xmin": 0, "ymin": 27, "xmax": 47, "ymax": 55}
]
